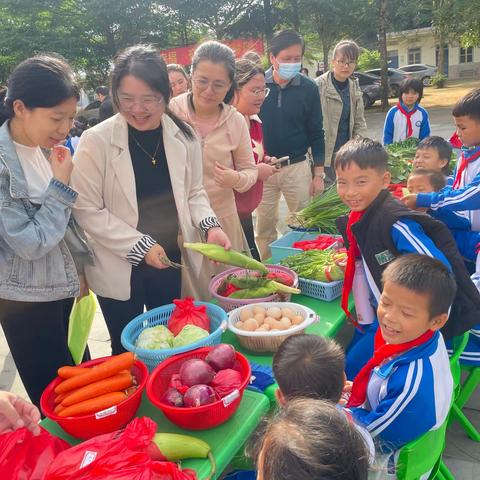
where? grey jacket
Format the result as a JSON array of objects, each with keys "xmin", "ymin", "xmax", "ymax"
[
  {"xmin": 316, "ymin": 72, "xmax": 368, "ymax": 167},
  {"xmin": 0, "ymin": 122, "xmax": 93, "ymax": 301}
]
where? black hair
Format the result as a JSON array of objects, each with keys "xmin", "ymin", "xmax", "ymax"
[
  {"xmin": 332, "ymin": 40, "xmax": 360, "ymax": 63},
  {"xmin": 409, "ymin": 168, "xmax": 447, "ymax": 192},
  {"xmin": 95, "ymin": 85, "xmax": 109, "ymax": 96},
  {"xmin": 257, "ymin": 398, "xmax": 369, "ymax": 480},
  {"xmin": 300, "ymin": 67, "xmax": 309, "ymax": 76},
  {"xmin": 235, "ymin": 58, "xmax": 265, "ymax": 91},
  {"xmin": 191, "ymin": 41, "xmax": 236, "ymax": 104},
  {"xmin": 167, "ymin": 64, "xmax": 190, "ymax": 83},
  {"xmin": 382, "ymin": 254, "xmax": 457, "ymax": 318},
  {"xmin": 0, "ymin": 54, "xmax": 79, "ymax": 126},
  {"xmin": 272, "ymin": 334, "xmax": 345, "ymax": 402},
  {"xmin": 335, "ymin": 137, "xmax": 389, "ymax": 172},
  {"xmin": 270, "ymin": 29, "xmax": 305, "ymax": 57},
  {"xmin": 452, "ymin": 88, "xmax": 480, "ymax": 122},
  {"xmin": 111, "ymin": 44, "xmax": 193, "ymax": 140},
  {"xmin": 88, "ymin": 117, "xmax": 99, "ymax": 127},
  {"xmin": 416, "ymin": 135, "xmax": 452, "ymax": 174},
  {"xmin": 399, "ymin": 78, "xmax": 424, "ymax": 103}
]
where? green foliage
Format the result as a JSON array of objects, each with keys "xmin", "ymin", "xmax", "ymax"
[
  {"xmin": 357, "ymin": 49, "xmax": 381, "ymax": 71},
  {"xmin": 430, "ymin": 72, "xmax": 447, "ymax": 88}
]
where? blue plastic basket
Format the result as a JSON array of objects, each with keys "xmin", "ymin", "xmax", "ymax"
[
  {"xmin": 298, "ymin": 277, "xmax": 343, "ymax": 302},
  {"xmin": 269, "ymin": 231, "xmax": 320, "ymax": 263},
  {"xmin": 121, "ymin": 302, "xmax": 228, "ymax": 371}
]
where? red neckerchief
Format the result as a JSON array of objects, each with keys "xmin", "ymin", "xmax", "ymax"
[
  {"xmin": 347, "ymin": 328, "xmax": 435, "ymax": 408},
  {"xmin": 450, "ymin": 132, "xmax": 462, "ymax": 149},
  {"xmin": 396, "ymin": 102, "xmax": 418, "ymax": 138},
  {"xmin": 341, "ymin": 210, "xmax": 366, "ymax": 328},
  {"xmin": 452, "ymin": 147, "xmax": 480, "ymax": 189}
]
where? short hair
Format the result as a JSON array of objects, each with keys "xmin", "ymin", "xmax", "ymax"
[
  {"xmin": 235, "ymin": 58, "xmax": 265, "ymax": 90},
  {"xmin": 452, "ymin": 88, "xmax": 480, "ymax": 122},
  {"xmin": 399, "ymin": 78, "xmax": 424, "ymax": 103},
  {"xmin": 335, "ymin": 137, "xmax": 389, "ymax": 172},
  {"xmin": 257, "ymin": 398, "xmax": 369, "ymax": 480},
  {"xmin": 409, "ymin": 168, "xmax": 447, "ymax": 192},
  {"xmin": 242, "ymin": 50, "xmax": 263, "ymax": 66},
  {"xmin": 272, "ymin": 335, "xmax": 345, "ymax": 402},
  {"xmin": 417, "ymin": 135, "xmax": 452, "ymax": 172},
  {"xmin": 95, "ymin": 85, "xmax": 109, "ymax": 96},
  {"xmin": 382, "ymin": 254, "xmax": 457, "ymax": 318},
  {"xmin": 332, "ymin": 40, "xmax": 360, "ymax": 62},
  {"xmin": 270, "ymin": 30, "xmax": 305, "ymax": 57}
]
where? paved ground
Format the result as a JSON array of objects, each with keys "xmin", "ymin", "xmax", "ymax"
[{"xmin": 0, "ymin": 104, "xmax": 478, "ymax": 479}]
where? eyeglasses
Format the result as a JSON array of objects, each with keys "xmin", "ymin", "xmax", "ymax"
[
  {"xmin": 250, "ymin": 87, "xmax": 270, "ymax": 98},
  {"xmin": 335, "ymin": 59, "xmax": 356, "ymax": 67},
  {"xmin": 118, "ymin": 95, "xmax": 165, "ymax": 111},
  {"xmin": 192, "ymin": 76, "xmax": 230, "ymax": 93}
]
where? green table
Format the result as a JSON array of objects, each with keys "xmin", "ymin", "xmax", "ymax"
[{"xmin": 41, "ymin": 389, "xmax": 270, "ymax": 480}]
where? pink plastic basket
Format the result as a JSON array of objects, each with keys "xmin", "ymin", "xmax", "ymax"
[{"xmin": 208, "ymin": 265, "xmax": 299, "ymax": 312}]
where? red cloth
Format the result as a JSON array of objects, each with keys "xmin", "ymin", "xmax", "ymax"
[
  {"xmin": 396, "ymin": 102, "xmax": 417, "ymax": 138},
  {"xmin": 452, "ymin": 148, "xmax": 480, "ymax": 189},
  {"xmin": 449, "ymin": 132, "xmax": 462, "ymax": 149},
  {"xmin": 347, "ymin": 328, "xmax": 435, "ymax": 408},
  {"xmin": 341, "ymin": 210, "xmax": 365, "ymax": 328}
]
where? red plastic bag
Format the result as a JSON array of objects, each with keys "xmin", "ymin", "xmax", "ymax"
[
  {"xmin": 0, "ymin": 427, "xmax": 70, "ymax": 480},
  {"xmin": 44, "ymin": 417, "xmax": 197, "ymax": 480},
  {"xmin": 167, "ymin": 298, "xmax": 210, "ymax": 336}
]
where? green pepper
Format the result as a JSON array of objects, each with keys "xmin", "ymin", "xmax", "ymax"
[{"xmin": 229, "ymin": 284, "xmax": 278, "ymax": 299}]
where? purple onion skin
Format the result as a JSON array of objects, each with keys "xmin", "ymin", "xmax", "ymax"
[
  {"xmin": 161, "ymin": 387, "xmax": 184, "ymax": 407},
  {"xmin": 205, "ymin": 344, "xmax": 236, "ymax": 372},
  {"xmin": 184, "ymin": 385, "xmax": 216, "ymax": 407},
  {"xmin": 179, "ymin": 359, "xmax": 215, "ymax": 387}
]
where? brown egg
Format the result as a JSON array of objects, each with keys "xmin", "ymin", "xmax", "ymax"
[
  {"xmin": 252, "ymin": 305, "xmax": 267, "ymax": 316},
  {"xmin": 243, "ymin": 318, "xmax": 259, "ymax": 331},
  {"xmin": 291, "ymin": 315, "xmax": 304, "ymax": 325},
  {"xmin": 278, "ymin": 317, "xmax": 292, "ymax": 329},
  {"xmin": 266, "ymin": 307, "xmax": 282, "ymax": 319},
  {"xmin": 281, "ymin": 307, "xmax": 295, "ymax": 319},
  {"xmin": 264, "ymin": 316, "xmax": 278, "ymax": 328},
  {"xmin": 240, "ymin": 308, "xmax": 254, "ymax": 322},
  {"xmin": 235, "ymin": 321, "xmax": 244, "ymax": 330},
  {"xmin": 257, "ymin": 324, "xmax": 271, "ymax": 331},
  {"xmin": 254, "ymin": 313, "xmax": 266, "ymax": 325}
]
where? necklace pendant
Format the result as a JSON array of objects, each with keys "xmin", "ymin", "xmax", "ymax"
[{"xmin": 152, "ymin": 158, "xmax": 156, "ymax": 166}]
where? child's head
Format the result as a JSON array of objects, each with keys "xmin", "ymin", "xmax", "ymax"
[
  {"xmin": 399, "ymin": 78, "xmax": 424, "ymax": 107},
  {"xmin": 272, "ymin": 334, "xmax": 345, "ymax": 404},
  {"xmin": 413, "ymin": 136, "xmax": 452, "ymax": 174},
  {"xmin": 452, "ymin": 88, "xmax": 480, "ymax": 148},
  {"xmin": 256, "ymin": 398, "xmax": 369, "ymax": 480},
  {"xmin": 378, "ymin": 254, "xmax": 456, "ymax": 344},
  {"xmin": 407, "ymin": 168, "xmax": 446, "ymax": 194},
  {"xmin": 335, "ymin": 138, "xmax": 391, "ymax": 212}
]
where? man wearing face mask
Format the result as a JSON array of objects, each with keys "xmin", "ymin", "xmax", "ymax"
[{"xmin": 256, "ymin": 30, "xmax": 325, "ymax": 260}]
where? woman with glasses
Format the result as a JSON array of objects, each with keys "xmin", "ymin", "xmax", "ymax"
[
  {"xmin": 316, "ymin": 40, "xmax": 367, "ymax": 184},
  {"xmin": 71, "ymin": 45, "xmax": 230, "ymax": 354},
  {"xmin": 170, "ymin": 41, "xmax": 258, "ymax": 291},
  {"xmin": 232, "ymin": 57, "xmax": 277, "ymax": 260}
]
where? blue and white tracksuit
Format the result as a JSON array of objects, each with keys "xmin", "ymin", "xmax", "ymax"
[
  {"xmin": 349, "ymin": 332, "xmax": 453, "ymax": 472},
  {"xmin": 345, "ymin": 218, "xmax": 451, "ymax": 379},
  {"xmin": 383, "ymin": 103, "xmax": 430, "ymax": 145}
]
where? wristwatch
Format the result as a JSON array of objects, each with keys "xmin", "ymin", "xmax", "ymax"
[{"xmin": 314, "ymin": 172, "xmax": 326, "ymax": 179}]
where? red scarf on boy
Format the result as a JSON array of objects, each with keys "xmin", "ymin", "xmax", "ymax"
[
  {"xmin": 341, "ymin": 210, "xmax": 366, "ymax": 328},
  {"xmin": 396, "ymin": 102, "xmax": 418, "ymax": 138},
  {"xmin": 347, "ymin": 328, "xmax": 435, "ymax": 408},
  {"xmin": 452, "ymin": 145, "xmax": 480, "ymax": 189}
]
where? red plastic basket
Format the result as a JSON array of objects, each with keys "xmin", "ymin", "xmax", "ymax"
[
  {"xmin": 146, "ymin": 347, "xmax": 251, "ymax": 430},
  {"xmin": 40, "ymin": 357, "xmax": 148, "ymax": 439}
]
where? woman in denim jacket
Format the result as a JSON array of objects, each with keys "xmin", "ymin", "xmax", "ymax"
[{"xmin": 0, "ymin": 55, "xmax": 93, "ymax": 407}]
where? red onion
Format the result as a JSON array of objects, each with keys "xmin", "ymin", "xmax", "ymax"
[
  {"xmin": 161, "ymin": 387, "xmax": 184, "ymax": 407},
  {"xmin": 211, "ymin": 369, "xmax": 242, "ymax": 398},
  {"xmin": 179, "ymin": 359, "xmax": 215, "ymax": 387},
  {"xmin": 183, "ymin": 384, "xmax": 216, "ymax": 407},
  {"xmin": 205, "ymin": 344, "xmax": 236, "ymax": 372}
]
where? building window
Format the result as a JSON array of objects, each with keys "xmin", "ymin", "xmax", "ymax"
[
  {"xmin": 459, "ymin": 46, "xmax": 473, "ymax": 64},
  {"xmin": 408, "ymin": 48, "xmax": 421, "ymax": 64}
]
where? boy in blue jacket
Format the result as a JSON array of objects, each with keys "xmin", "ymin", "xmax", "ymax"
[{"xmin": 347, "ymin": 254, "xmax": 454, "ymax": 475}]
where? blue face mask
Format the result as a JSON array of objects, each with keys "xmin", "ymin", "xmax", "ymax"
[{"xmin": 277, "ymin": 62, "xmax": 301, "ymax": 81}]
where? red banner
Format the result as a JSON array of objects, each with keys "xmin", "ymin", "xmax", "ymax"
[{"xmin": 160, "ymin": 38, "xmax": 265, "ymax": 66}]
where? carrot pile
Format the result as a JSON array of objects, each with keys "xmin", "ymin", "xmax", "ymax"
[{"xmin": 53, "ymin": 352, "xmax": 137, "ymax": 417}]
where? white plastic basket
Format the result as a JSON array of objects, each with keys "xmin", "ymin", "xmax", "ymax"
[{"xmin": 227, "ymin": 302, "xmax": 319, "ymax": 353}]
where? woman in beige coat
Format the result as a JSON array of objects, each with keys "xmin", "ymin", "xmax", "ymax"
[
  {"xmin": 71, "ymin": 45, "xmax": 230, "ymax": 354},
  {"xmin": 316, "ymin": 40, "xmax": 368, "ymax": 184}
]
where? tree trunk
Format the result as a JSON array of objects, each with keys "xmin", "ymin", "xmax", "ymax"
[
  {"xmin": 263, "ymin": 0, "xmax": 273, "ymax": 46},
  {"xmin": 323, "ymin": 43, "xmax": 330, "ymax": 73},
  {"xmin": 290, "ymin": 0, "xmax": 301, "ymax": 31},
  {"xmin": 378, "ymin": 0, "xmax": 389, "ymax": 111},
  {"xmin": 437, "ymin": 34, "xmax": 445, "ymax": 76}
]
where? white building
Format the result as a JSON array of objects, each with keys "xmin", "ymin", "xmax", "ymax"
[{"xmin": 386, "ymin": 26, "xmax": 480, "ymax": 80}]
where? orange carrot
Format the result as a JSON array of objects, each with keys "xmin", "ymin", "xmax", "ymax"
[
  {"xmin": 61, "ymin": 372, "xmax": 133, "ymax": 407},
  {"xmin": 54, "ymin": 392, "xmax": 71, "ymax": 404},
  {"xmin": 54, "ymin": 404, "xmax": 65, "ymax": 415},
  {"xmin": 58, "ymin": 392, "xmax": 127, "ymax": 417},
  {"xmin": 55, "ymin": 352, "xmax": 135, "ymax": 395},
  {"xmin": 57, "ymin": 366, "xmax": 90, "ymax": 379}
]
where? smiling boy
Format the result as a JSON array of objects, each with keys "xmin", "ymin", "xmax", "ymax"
[{"xmin": 334, "ymin": 138, "xmax": 480, "ymax": 379}]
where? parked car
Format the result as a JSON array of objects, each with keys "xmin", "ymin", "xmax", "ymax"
[
  {"xmin": 365, "ymin": 68, "xmax": 410, "ymax": 97},
  {"xmin": 398, "ymin": 64, "xmax": 437, "ymax": 86},
  {"xmin": 77, "ymin": 100, "xmax": 101, "ymax": 122},
  {"xmin": 353, "ymin": 71, "xmax": 382, "ymax": 108}
]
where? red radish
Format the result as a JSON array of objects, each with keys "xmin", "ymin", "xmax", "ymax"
[
  {"xmin": 179, "ymin": 359, "xmax": 215, "ymax": 387},
  {"xmin": 183, "ymin": 384, "xmax": 216, "ymax": 407},
  {"xmin": 266, "ymin": 272, "xmax": 294, "ymax": 286},
  {"xmin": 161, "ymin": 387, "xmax": 184, "ymax": 407},
  {"xmin": 211, "ymin": 369, "xmax": 242, "ymax": 397},
  {"xmin": 205, "ymin": 344, "xmax": 236, "ymax": 372}
]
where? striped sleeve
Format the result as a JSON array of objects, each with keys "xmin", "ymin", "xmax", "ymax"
[
  {"xmin": 126, "ymin": 235, "xmax": 156, "ymax": 266},
  {"xmin": 199, "ymin": 216, "xmax": 222, "ymax": 235}
]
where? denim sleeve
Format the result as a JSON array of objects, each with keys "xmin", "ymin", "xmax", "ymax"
[{"xmin": 0, "ymin": 178, "xmax": 76, "ymax": 261}]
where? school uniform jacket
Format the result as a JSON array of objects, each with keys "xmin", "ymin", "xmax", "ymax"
[
  {"xmin": 383, "ymin": 103, "xmax": 430, "ymax": 145},
  {"xmin": 349, "ymin": 331, "xmax": 453, "ymax": 454},
  {"xmin": 336, "ymin": 190, "xmax": 480, "ymax": 339}
]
